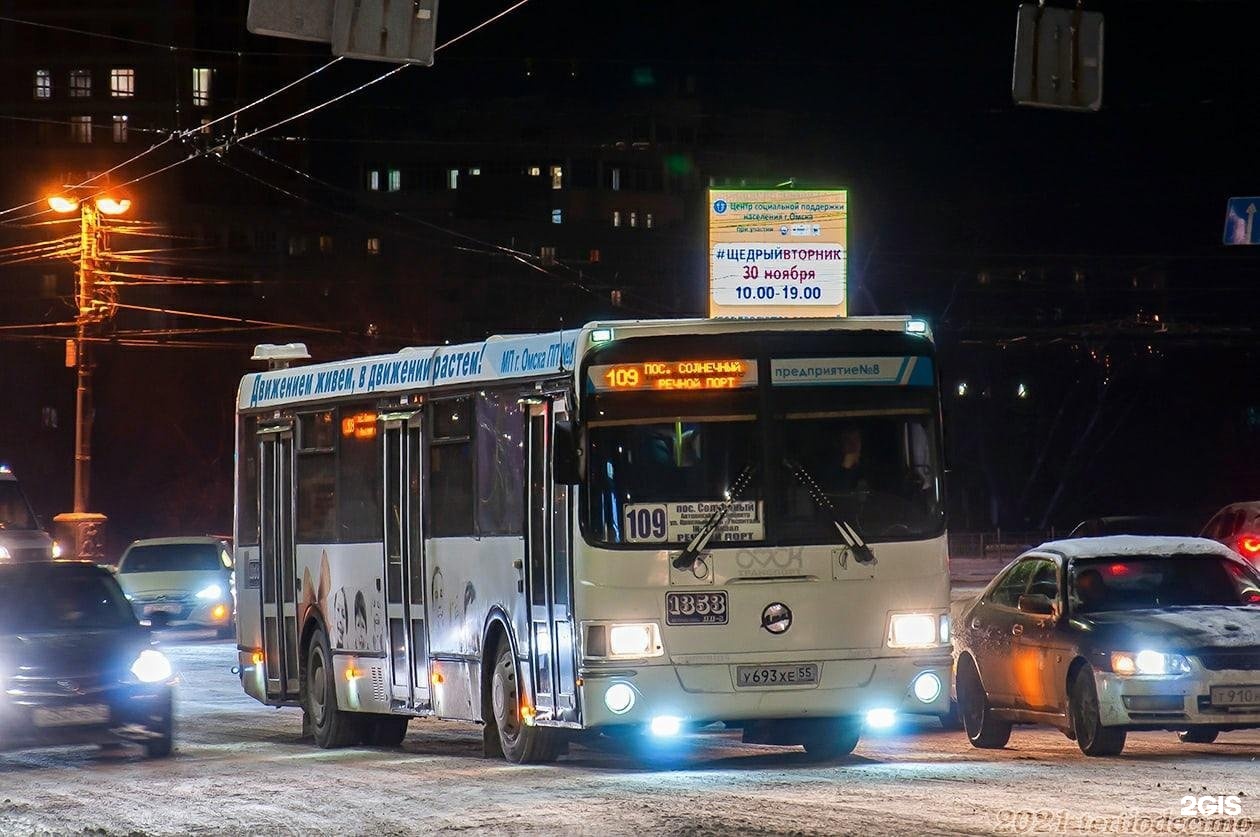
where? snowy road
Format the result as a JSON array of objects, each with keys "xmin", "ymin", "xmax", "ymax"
[{"xmin": 0, "ymin": 631, "xmax": 1256, "ymax": 836}]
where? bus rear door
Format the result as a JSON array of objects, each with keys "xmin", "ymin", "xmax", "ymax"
[
  {"xmin": 258, "ymin": 424, "xmax": 300, "ymax": 701},
  {"xmin": 382, "ymin": 411, "xmax": 430, "ymax": 711}
]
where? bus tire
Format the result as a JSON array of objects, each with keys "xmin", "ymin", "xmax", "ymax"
[
  {"xmin": 363, "ymin": 715, "xmax": 410, "ymax": 747},
  {"xmin": 304, "ymin": 627, "xmax": 362, "ymax": 749},
  {"xmin": 488, "ymin": 636, "xmax": 560, "ymax": 764}
]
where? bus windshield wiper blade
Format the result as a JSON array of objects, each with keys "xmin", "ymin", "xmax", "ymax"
[
  {"xmin": 671, "ymin": 463, "xmax": 757, "ymax": 571},
  {"xmin": 784, "ymin": 458, "xmax": 876, "ymax": 565}
]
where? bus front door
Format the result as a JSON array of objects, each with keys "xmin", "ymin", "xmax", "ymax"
[
  {"xmin": 525, "ymin": 398, "xmax": 580, "ymax": 726},
  {"xmin": 258, "ymin": 425, "xmax": 300, "ymax": 701},
  {"xmin": 382, "ymin": 413, "xmax": 430, "ymax": 711}
]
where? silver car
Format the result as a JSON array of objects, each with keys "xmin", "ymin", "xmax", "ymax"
[
  {"xmin": 0, "ymin": 466, "xmax": 57, "ymax": 563},
  {"xmin": 116, "ymin": 537, "xmax": 235, "ymax": 638}
]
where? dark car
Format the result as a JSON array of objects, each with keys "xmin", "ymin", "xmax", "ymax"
[
  {"xmin": 954, "ymin": 536, "xmax": 1260, "ymax": 756},
  {"xmin": 0, "ymin": 561, "xmax": 175, "ymax": 758}
]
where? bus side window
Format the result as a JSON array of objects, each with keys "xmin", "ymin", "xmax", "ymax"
[
  {"xmin": 475, "ymin": 390, "xmax": 524, "ymax": 536},
  {"xmin": 429, "ymin": 397, "xmax": 475, "ymax": 537},
  {"xmin": 338, "ymin": 405, "xmax": 382, "ymax": 542},
  {"xmin": 296, "ymin": 411, "xmax": 336, "ymax": 543}
]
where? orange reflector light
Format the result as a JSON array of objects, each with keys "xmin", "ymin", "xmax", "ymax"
[
  {"xmin": 431, "ymin": 671, "xmax": 444, "ymax": 685},
  {"xmin": 251, "ymin": 651, "xmax": 264, "ymax": 666},
  {"xmin": 520, "ymin": 702, "xmax": 536, "ymax": 726},
  {"xmin": 346, "ymin": 665, "xmax": 362, "ymax": 681},
  {"xmin": 212, "ymin": 604, "xmax": 228, "ymax": 620}
]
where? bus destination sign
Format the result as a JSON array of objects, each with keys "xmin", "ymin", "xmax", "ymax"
[{"xmin": 589, "ymin": 359, "xmax": 758, "ymax": 392}]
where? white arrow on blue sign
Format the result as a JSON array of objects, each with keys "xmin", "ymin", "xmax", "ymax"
[{"xmin": 1224, "ymin": 197, "xmax": 1260, "ymax": 245}]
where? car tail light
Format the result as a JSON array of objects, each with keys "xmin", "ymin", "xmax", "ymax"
[{"xmin": 1237, "ymin": 534, "xmax": 1260, "ymax": 557}]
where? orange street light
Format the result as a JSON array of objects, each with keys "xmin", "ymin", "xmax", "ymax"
[
  {"xmin": 47, "ymin": 195, "xmax": 80, "ymax": 213},
  {"xmin": 95, "ymin": 198, "xmax": 131, "ymax": 216}
]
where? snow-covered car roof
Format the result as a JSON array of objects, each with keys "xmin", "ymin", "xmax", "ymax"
[
  {"xmin": 125, "ymin": 536, "xmax": 228, "ymax": 548},
  {"xmin": 1031, "ymin": 535, "xmax": 1240, "ymax": 561}
]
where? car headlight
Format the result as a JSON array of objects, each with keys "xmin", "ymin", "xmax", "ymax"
[
  {"xmin": 51, "ymin": 540, "xmax": 62, "ymax": 558},
  {"xmin": 1110, "ymin": 650, "xmax": 1191, "ymax": 676},
  {"xmin": 130, "ymin": 649, "xmax": 173, "ymax": 683},
  {"xmin": 195, "ymin": 584, "xmax": 223, "ymax": 600},
  {"xmin": 888, "ymin": 613, "xmax": 946, "ymax": 648},
  {"xmin": 0, "ymin": 546, "xmax": 10, "ymax": 562},
  {"xmin": 608, "ymin": 623, "xmax": 662, "ymax": 658}
]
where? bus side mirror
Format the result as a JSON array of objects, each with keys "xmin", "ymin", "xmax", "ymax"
[{"xmin": 553, "ymin": 419, "xmax": 582, "ymax": 485}]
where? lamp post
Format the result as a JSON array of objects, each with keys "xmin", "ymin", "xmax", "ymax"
[{"xmin": 47, "ymin": 193, "xmax": 130, "ymax": 561}]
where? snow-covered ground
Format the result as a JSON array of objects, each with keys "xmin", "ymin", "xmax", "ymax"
[{"xmin": 0, "ymin": 630, "xmax": 1256, "ymax": 836}]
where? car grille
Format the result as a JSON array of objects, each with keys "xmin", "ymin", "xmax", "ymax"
[
  {"xmin": 5, "ymin": 673, "xmax": 114, "ymax": 702},
  {"xmin": 1196, "ymin": 648, "xmax": 1260, "ymax": 671}
]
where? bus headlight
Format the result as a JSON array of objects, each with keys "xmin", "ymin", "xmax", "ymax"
[
  {"xmin": 912, "ymin": 671, "xmax": 943, "ymax": 703},
  {"xmin": 604, "ymin": 683, "xmax": 636, "ymax": 715},
  {"xmin": 608, "ymin": 623, "xmax": 662, "ymax": 658},
  {"xmin": 888, "ymin": 613, "xmax": 941, "ymax": 648}
]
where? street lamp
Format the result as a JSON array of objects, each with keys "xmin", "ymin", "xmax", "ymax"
[{"xmin": 46, "ymin": 193, "xmax": 131, "ymax": 561}]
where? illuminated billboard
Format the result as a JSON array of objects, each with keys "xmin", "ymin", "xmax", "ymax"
[{"xmin": 708, "ymin": 188, "xmax": 848, "ymax": 318}]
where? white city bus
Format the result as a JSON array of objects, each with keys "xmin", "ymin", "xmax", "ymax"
[{"xmin": 233, "ymin": 316, "xmax": 952, "ymax": 762}]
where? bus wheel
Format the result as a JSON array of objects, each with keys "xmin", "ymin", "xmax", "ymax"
[
  {"xmin": 801, "ymin": 719, "xmax": 861, "ymax": 761},
  {"xmin": 305, "ymin": 627, "xmax": 362, "ymax": 749},
  {"xmin": 489, "ymin": 637, "xmax": 559, "ymax": 764},
  {"xmin": 363, "ymin": 715, "xmax": 410, "ymax": 747}
]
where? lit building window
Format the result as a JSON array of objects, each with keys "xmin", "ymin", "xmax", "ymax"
[
  {"xmin": 200, "ymin": 118, "xmax": 212, "ymax": 135},
  {"xmin": 192, "ymin": 67, "xmax": 211, "ymax": 106},
  {"xmin": 447, "ymin": 169, "xmax": 459, "ymax": 190},
  {"xmin": 550, "ymin": 165, "xmax": 563, "ymax": 190},
  {"xmin": 112, "ymin": 115, "xmax": 128, "ymax": 143},
  {"xmin": 629, "ymin": 211, "xmax": 638, "ymax": 228},
  {"xmin": 610, "ymin": 167, "xmax": 621, "ymax": 191},
  {"xmin": 527, "ymin": 166, "xmax": 541, "ymax": 176},
  {"xmin": 110, "ymin": 68, "xmax": 135, "ymax": 98},
  {"xmin": 540, "ymin": 245, "xmax": 556, "ymax": 264},
  {"xmin": 612, "ymin": 210, "xmax": 621, "ymax": 228},
  {"xmin": 469, "ymin": 167, "xmax": 481, "ymax": 176},
  {"xmin": 288, "ymin": 236, "xmax": 307, "ymax": 256},
  {"xmin": 610, "ymin": 289, "xmax": 623, "ymax": 307},
  {"xmin": 387, "ymin": 169, "xmax": 401, "ymax": 192},
  {"xmin": 551, "ymin": 209, "xmax": 562, "ymax": 225},
  {"xmin": 69, "ymin": 70, "xmax": 92, "ymax": 98},
  {"xmin": 368, "ymin": 170, "xmax": 381, "ymax": 191},
  {"xmin": 70, "ymin": 115, "xmax": 92, "ymax": 143},
  {"xmin": 33, "ymin": 70, "xmax": 51, "ymax": 100},
  {"xmin": 319, "ymin": 235, "xmax": 333, "ymax": 253},
  {"xmin": 367, "ymin": 237, "xmax": 381, "ymax": 256}
]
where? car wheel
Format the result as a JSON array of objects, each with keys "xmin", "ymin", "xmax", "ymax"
[
  {"xmin": 1069, "ymin": 665, "xmax": 1126, "ymax": 756},
  {"xmin": 144, "ymin": 692, "xmax": 174, "ymax": 759},
  {"xmin": 363, "ymin": 715, "xmax": 410, "ymax": 747},
  {"xmin": 1178, "ymin": 727, "xmax": 1219, "ymax": 744},
  {"xmin": 957, "ymin": 656, "xmax": 1011, "ymax": 749},
  {"xmin": 488, "ymin": 636, "xmax": 560, "ymax": 764},
  {"xmin": 305, "ymin": 627, "xmax": 362, "ymax": 748},
  {"xmin": 801, "ymin": 719, "xmax": 861, "ymax": 761}
]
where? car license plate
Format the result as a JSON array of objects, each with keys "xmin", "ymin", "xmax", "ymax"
[
  {"xmin": 666, "ymin": 591, "xmax": 727, "ymax": 625},
  {"xmin": 1210, "ymin": 685, "xmax": 1260, "ymax": 708},
  {"xmin": 735, "ymin": 663, "xmax": 820, "ymax": 688},
  {"xmin": 32, "ymin": 704, "xmax": 110, "ymax": 727},
  {"xmin": 144, "ymin": 603, "xmax": 181, "ymax": 615}
]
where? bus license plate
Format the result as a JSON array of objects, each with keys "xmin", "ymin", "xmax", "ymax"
[
  {"xmin": 736, "ymin": 664, "xmax": 819, "ymax": 688},
  {"xmin": 1210, "ymin": 685, "xmax": 1260, "ymax": 707},
  {"xmin": 666, "ymin": 591, "xmax": 727, "ymax": 625},
  {"xmin": 32, "ymin": 704, "xmax": 110, "ymax": 727}
]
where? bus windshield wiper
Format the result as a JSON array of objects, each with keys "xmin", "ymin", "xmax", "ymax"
[
  {"xmin": 783, "ymin": 458, "xmax": 876, "ymax": 565},
  {"xmin": 671, "ymin": 463, "xmax": 757, "ymax": 571}
]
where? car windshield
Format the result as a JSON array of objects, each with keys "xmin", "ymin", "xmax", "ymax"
[
  {"xmin": 1070, "ymin": 555, "xmax": 1260, "ymax": 613},
  {"xmin": 0, "ymin": 566, "xmax": 135, "ymax": 632},
  {"xmin": 0, "ymin": 482, "xmax": 38, "ymax": 530},
  {"xmin": 121, "ymin": 543, "xmax": 223, "ymax": 573}
]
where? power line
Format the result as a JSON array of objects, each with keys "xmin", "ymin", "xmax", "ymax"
[{"xmin": 0, "ymin": 14, "xmax": 323, "ymax": 57}]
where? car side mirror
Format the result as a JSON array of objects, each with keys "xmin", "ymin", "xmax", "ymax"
[
  {"xmin": 1018, "ymin": 593, "xmax": 1055, "ymax": 615},
  {"xmin": 553, "ymin": 419, "xmax": 582, "ymax": 485}
]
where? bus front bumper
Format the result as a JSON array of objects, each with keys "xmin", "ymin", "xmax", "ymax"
[{"xmin": 577, "ymin": 653, "xmax": 952, "ymax": 731}]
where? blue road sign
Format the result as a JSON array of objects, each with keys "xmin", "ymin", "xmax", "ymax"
[{"xmin": 1223, "ymin": 197, "xmax": 1260, "ymax": 245}]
